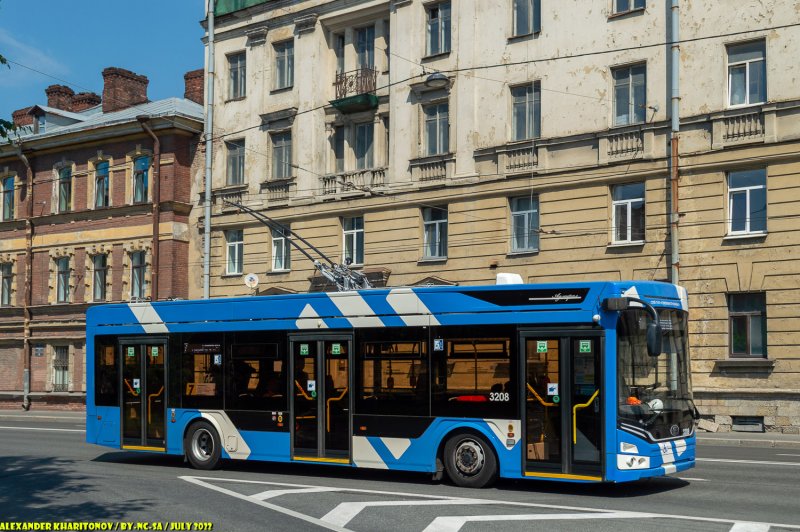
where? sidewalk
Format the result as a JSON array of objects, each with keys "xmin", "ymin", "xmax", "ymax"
[
  {"xmin": 696, "ymin": 430, "xmax": 800, "ymax": 450},
  {"xmin": 0, "ymin": 408, "xmax": 84, "ymax": 421}
]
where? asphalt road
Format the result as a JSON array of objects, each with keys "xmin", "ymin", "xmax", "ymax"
[{"xmin": 0, "ymin": 415, "xmax": 798, "ymax": 531}]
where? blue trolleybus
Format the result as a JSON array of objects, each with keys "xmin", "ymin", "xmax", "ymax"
[{"xmin": 86, "ymin": 280, "xmax": 697, "ymax": 488}]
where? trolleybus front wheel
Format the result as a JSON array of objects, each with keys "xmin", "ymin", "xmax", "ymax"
[
  {"xmin": 443, "ymin": 432, "xmax": 498, "ymax": 488},
  {"xmin": 185, "ymin": 420, "xmax": 221, "ymax": 470}
]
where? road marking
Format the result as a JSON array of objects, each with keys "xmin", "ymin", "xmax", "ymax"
[
  {"xmin": 423, "ymin": 511, "xmax": 653, "ymax": 532},
  {"xmin": 729, "ymin": 524, "xmax": 771, "ymax": 532},
  {"xmin": 322, "ymin": 499, "xmax": 492, "ymax": 527},
  {"xmin": 253, "ymin": 486, "xmax": 342, "ymax": 500},
  {"xmin": 776, "ymin": 454, "xmax": 800, "ymax": 457},
  {"xmin": 0, "ymin": 425, "xmax": 84, "ymax": 433},
  {"xmin": 678, "ymin": 477, "xmax": 709, "ymax": 481},
  {"xmin": 698, "ymin": 457, "xmax": 800, "ymax": 467}
]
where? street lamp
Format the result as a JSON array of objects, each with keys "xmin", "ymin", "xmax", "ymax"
[{"xmin": 424, "ymin": 72, "xmax": 450, "ymax": 89}]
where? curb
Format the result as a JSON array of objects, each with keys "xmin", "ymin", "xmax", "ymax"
[{"xmin": 697, "ymin": 436, "xmax": 800, "ymax": 450}]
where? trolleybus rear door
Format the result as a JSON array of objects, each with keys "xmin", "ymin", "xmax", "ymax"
[
  {"xmin": 120, "ymin": 339, "xmax": 167, "ymax": 450},
  {"xmin": 522, "ymin": 333, "xmax": 602, "ymax": 480},
  {"xmin": 290, "ymin": 336, "xmax": 352, "ymax": 462}
]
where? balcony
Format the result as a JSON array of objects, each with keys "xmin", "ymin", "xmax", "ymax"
[
  {"xmin": 331, "ymin": 68, "xmax": 379, "ymax": 114},
  {"xmin": 410, "ymin": 154, "xmax": 455, "ymax": 184},
  {"xmin": 498, "ymin": 142, "xmax": 539, "ymax": 176},
  {"xmin": 320, "ymin": 168, "xmax": 386, "ymax": 196},
  {"xmin": 211, "ymin": 184, "xmax": 248, "ymax": 213},
  {"xmin": 260, "ymin": 178, "xmax": 295, "ymax": 204},
  {"xmin": 712, "ymin": 107, "xmax": 767, "ymax": 149}
]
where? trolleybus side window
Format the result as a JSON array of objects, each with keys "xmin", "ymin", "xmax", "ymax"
[
  {"xmin": 94, "ymin": 338, "xmax": 118, "ymax": 406},
  {"xmin": 227, "ymin": 339, "xmax": 286, "ymax": 412},
  {"xmin": 181, "ymin": 334, "xmax": 224, "ymax": 409}
]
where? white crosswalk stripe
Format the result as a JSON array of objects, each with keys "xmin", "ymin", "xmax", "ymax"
[{"xmin": 423, "ymin": 511, "xmax": 655, "ymax": 532}]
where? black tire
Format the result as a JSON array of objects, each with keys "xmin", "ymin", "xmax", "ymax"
[
  {"xmin": 184, "ymin": 420, "xmax": 221, "ymax": 470},
  {"xmin": 443, "ymin": 432, "xmax": 498, "ymax": 488}
]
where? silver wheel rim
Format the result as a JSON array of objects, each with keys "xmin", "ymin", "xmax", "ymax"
[
  {"xmin": 191, "ymin": 428, "xmax": 214, "ymax": 462},
  {"xmin": 454, "ymin": 439, "xmax": 485, "ymax": 477}
]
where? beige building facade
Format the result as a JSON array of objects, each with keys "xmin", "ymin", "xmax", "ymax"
[{"xmin": 196, "ymin": 0, "xmax": 800, "ymax": 432}]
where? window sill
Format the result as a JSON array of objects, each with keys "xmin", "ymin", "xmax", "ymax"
[
  {"xmin": 507, "ymin": 32, "xmax": 538, "ymax": 44},
  {"xmin": 723, "ymin": 233, "xmax": 766, "ymax": 242},
  {"xmin": 221, "ymin": 273, "xmax": 243, "ymax": 279},
  {"xmin": 607, "ymin": 241, "xmax": 645, "ymax": 248},
  {"xmin": 727, "ymin": 102, "xmax": 766, "ymax": 111},
  {"xmin": 225, "ymin": 96, "xmax": 246, "ymax": 103},
  {"xmin": 608, "ymin": 7, "xmax": 645, "ymax": 20},
  {"xmin": 713, "ymin": 358, "xmax": 774, "ymax": 373},
  {"xmin": 507, "ymin": 250, "xmax": 539, "ymax": 257},
  {"xmin": 267, "ymin": 269, "xmax": 291, "ymax": 275},
  {"xmin": 421, "ymin": 51, "xmax": 450, "ymax": 62},
  {"xmin": 270, "ymin": 86, "xmax": 294, "ymax": 95},
  {"xmin": 418, "ymin": 257, "xmax": 447, "ymax": 264}
]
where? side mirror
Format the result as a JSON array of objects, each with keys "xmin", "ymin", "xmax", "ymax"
[{"xmin": 647, "ymin": 321, "xmax": 662, "ymax": 357}]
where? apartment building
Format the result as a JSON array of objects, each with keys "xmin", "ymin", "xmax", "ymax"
[
  {"xmin": 0, "ymin": 68, "xmax": 203, "ymax": 408},
  {"xmin": 198, "ymin": 0, "xmax": 800, "ymax": 432}
]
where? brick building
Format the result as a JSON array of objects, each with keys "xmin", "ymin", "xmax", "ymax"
[{"xmin": 0, "ymin": 67, "xmax": 203, "ymax": 409}]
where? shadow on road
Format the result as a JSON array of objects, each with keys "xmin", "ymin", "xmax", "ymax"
[{"xmin": 0, "ymin": 455, "xmax": 149, "ymax": 520}]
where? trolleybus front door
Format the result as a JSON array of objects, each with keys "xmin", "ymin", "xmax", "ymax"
[
  {"xmin": 522, "ymin": 334, "xmax": 602, "ymax": 480},
  {"xmin": 290, "ymin": 336, "xmax": 352, "ymax": 462},
  {"xmin": 120, "ymin": 340, "xmax": 167, "ymax": 450}
]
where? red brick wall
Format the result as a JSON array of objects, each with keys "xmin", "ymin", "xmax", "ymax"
[
  {"xmin": 112, "ymin": 244, "xmax": 124, "ymax": 301},
  {"xmin": 31, "ymin": 251, "xmax": 50, "ymax": 306},
  {"xmin": 184, "ymin": 69, "xmax": 204, "ymax": 105},
  {"xmin": 0, "ymin": 345, "xmax": 23, "ymax": 391},
  {"xmin": 102, "ymin": 67, "xmax": 149, "ymax": 113},
  {"xmin": 74, "ymin": 248, "xmax": 86, "ymax": 302}
]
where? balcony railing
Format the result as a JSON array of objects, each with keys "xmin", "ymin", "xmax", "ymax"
[
  {"xmin": 410, "ymin": 154, "xmax": 454, "ymax": 183},
  {"xmin": 607, "ymin": 130, "xmax": 644, "ymax": 158},
  {"xmin": 321, "ymin": 168, "xmax": 386, "ymax": 196},
  {"xmin": 262, "ymin": 179, "xmax": 294, "ymax": 202},
  {"xmin": 723, "ymin": 110, "xmax": 764, "ymax": 142},
  {"xmin": 334, "ymin": 68, "xmax": 377, "ymax": 99},
  {"xmin": 211, "ymin": 185, "xmax": 247, "ymax": 213}
]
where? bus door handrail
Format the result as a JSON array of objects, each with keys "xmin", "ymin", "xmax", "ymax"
[
  {"xmin": 124, "ymin": 379, "xmax": 140, "ymax": 397},
  {"xmin": 295, "ymin": 380, "xmax": 313, "ymax": 401},
  {"xmin": 526, "ymin": 383, "xmax": 555, "ymax": 407},
  {"xmin": 148, "ymin": 386, "xmax": 164, "ymax": 424},
  {"xmin": 572, "ymin": 389, "xmax": 600, "ymax": 444},
  {"xmin": 326, "ymin": 387, "xmax": 349, "ymax": 432}
]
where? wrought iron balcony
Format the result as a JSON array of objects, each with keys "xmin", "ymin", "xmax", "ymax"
[{"xmin": 331, "ymin": 68, "xmax": 379, "ymax": 113}]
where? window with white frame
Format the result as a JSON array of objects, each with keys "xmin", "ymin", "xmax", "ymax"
[
  {"xmin": 510, "ymin": 196, "xmax": 539, "ymax": 252},
  {"xmin": 728, "ymin": 169, "xmax": 766, "ymax": 235},
  {"xmin": 334, "ymin": 126, "xmax": 346, "ymax": 173},
  {"xmin": 356, "ymin": 26, "xmax": 375, "ymax": 70},
  {"xmin": 271, "ymin": 226, "xmax": 291, "ymax": 271},
  {"xmin": 228, "ymin": 52, "xmax": 246, "ymax": 99},
  {"xmin": 614, "ymin": 0, "xmax": 645, "ymax": 15},
  {"xmin": 226, "ymin": 229, "xmax": 244, "ymax": 275},
  {"xmin": 612, "ymin": 64, "xmax": 646, "ymax": 126},
  {"xmin": 728, "ymin": 40, "xmax": 766, "ymax": 107},
  {"xmin": 271, "ymin": 132, "xmax": 292, "ymax": 180},
  {"xmin": 343, "ymin": 216, "xmax": 364, "ymax": 266},
  {"xmin": 422, "ymin": 207, "xmax": 448, "ymax": 259},
  {"xmin": 334, "ymin": 33, "xmax": 345, "ymax": 75},
  {"xmin": 92, "ymin": 254, "xmax": 107, "ymax": 302},
  {"xmin": 131, "ymin": 251, "xmax": 146, "ymax": 300},
  {"xmin": 728, "ymin": 292, "xmax": 766, "ymax": 358},
  {"xmin": 274, "ymin": 41, "xmax": 294, "ymax": 90},
  {"xmin": 1, "ymin": 175, "xmax": 14, "ymax": 221},
  {"xmin": 226, "ymin": 140, "xmax": 245, "ymax": 186},
  {"xmin": 0, "ymin": 263, "xmax": 12, "ymax": 306},
  {"xmin": 612, "ymin": 182, "xmax": 645, "ymax": 243},
  {"xmin": 511, "ymin": 82, "xmax": 541, "ymax": 141},
  {"xmin": 58, "ymin": 167, "xmax": 72, "ymax": 213},
  {"xmin": 427, "ymin": 2, "xmax": 451, "ymax": 56},
  {"xmin": 513, "ymin": 0, "xmax": 541, "ymax": 36},
  {"xmin": 56, "ymin": 257, "xmax": 70, "ymax": 303},
  {"xmin": 133, "ymin": 156, "xmax": 149, "ymax": 204},
  {"xmin": 53, "ymin": 346, "xmax": 69, "ymax": 392},
  {"xmin": 424, "ymin": 103, "xmax": 449, "ymax": 156},
  {"xmin": 355, "ymin": 122, "xmax": 374, "ymax": 170},
  {"xmin": 95, "ymin": 161, "xmax": 109, "ymax": 208}
]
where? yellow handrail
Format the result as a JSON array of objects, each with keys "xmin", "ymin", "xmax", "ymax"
[
  {"xmin": 124, "ymin": 379, "xmax": 140, "ymax": 397},
  {"xmin": 147, "ymin": 386, "xmax": 164, "ymax": 424},
  {"xmin": 326, "ymin": 387, "xmax": 349, "ymax": 432},
  {"xmin": 295, "ymin": 380, "xmax": 313, "ymax": 401},
  {"xmin": 572, "ymin": 389, "xmax": 600, "ymax": 444},
  {"xmin": 526, "ymin": 383, "xmax": 555, "ymax": 407}
]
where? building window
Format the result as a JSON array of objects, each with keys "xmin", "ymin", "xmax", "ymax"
[
  {"xmin": 422, "ymin": 207, "xmax": 448, "ymax": 259},
  {"xmin": 226, "ymin": 229, "xmax": 243, "ymax": 275},
  {"xmin": 728, "ymin": 169, "xmax": 766, "ymax": 235},
  {"xmin": 728, "ymin": 40, "xmax": 766, "ymax": 107},
  {"xmin": 272, "ymin": 226, "xmax": 291, "ymax": 271},
  {"xmin": 355, "ymin": 123, "xmax": 374, "ymax": 170},
  {"xmin": 92, "ymin": 254, "xmax": 107, "ymax": 302},
  {"xmin": 729, "ymin": 292, "xmax": 766, "ymax": 358},
  {"xmin": 58, "ymin": 167, "xmax": 72, "ymax": 213},
  {"xmin": 53, "ymin": 346, "xmax": 69, "ymax": 392},
  {"xmin": 0, "ymin": 263, "xmax": 11, "ymax": 306},
  {"xmin": 131, "ymin": 251, "xmax": 146, "ymax": 300},
  {"xmin": 36, "ymin": 115, "xmax": 46, "ymax": 134},
  {"xmin": 612, "ymin": 182, "xmax": 645, "ymax": 243},
  {"xmin": 226, "ymin": 140, "xmax": 245, "ymax": 185},
  {"xmin": 510, "ymin": 196, "xmax": 539, "ymax": 252},
  {"xmin": 334, "ymin": 33, "xmax": 345, "ymax": 74},
  {"xmin": 1, "ymin": 176, "xmax": 14, "ymax": 221},
  {"xmin": 614, "ymin": 0, "xmax": 645, "ymax": 14},
  {"xmin": 274, "ymin": 41, "xmax": 294, "ymax": 90},
  {"xmin": 356, "ymin": 26, "xmax": 375, "ymax": 69},
  {"xmin": 228, "ymin": 52, "xmax": 246, "ymax": 99},
  {"xmin": 613, "ymin": 64, "xmax": 646, "ymax": 126},
  {"xmin": 333, "ymin": 126, "xmax": 346, "ymax": 173},
  {"xmin": 343, "ymin": 216, "xmax": 364, "ymax": 266},
  {"xmin": 56, "ymin": 257, "xmax": 70, "ymax": 303},
  {"xmin": 133, "ymin": 156, "xmax": 149, "ymax": 204},
  {"xmin": 424, "ymin": 103, "xmax": 449, "ymax": 156},
  {"xmin": 511, "ymin": 82, "xmax": 541, "ymax": 141},
  {"xmin": 513, "ymin": 0, "xmax": 541, "ymax": 36},
  {"xmin": 427, "ymin": 2, "xmax": 451, "ymax": 56},
  {"xmin": 271, "ymin": 132, "xmax": 292, "ymax": 180},
  {"xmin": 95, "ymin": 161, "xmax": 109, "ymax": 208}
]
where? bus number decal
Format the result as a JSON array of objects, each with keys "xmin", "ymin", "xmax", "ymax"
[{"xmin": 490, "ymin": 392, "xmax": 510, "ymax": 402}]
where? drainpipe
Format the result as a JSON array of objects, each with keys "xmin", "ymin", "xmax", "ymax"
[
  {"xmin": 138, "ymin": 117, "xmax": 161, "ymax": 300},
  {"xmin": 668, "ymin": 0, "xmax": 681, "ymax": 284},
  {"xmin": 14, "ymin": 145, "xmax": 33, "ymax": 410},
  {"xmin": 203, "ymin": 0, "xmax": 216, "ymax": 299}
]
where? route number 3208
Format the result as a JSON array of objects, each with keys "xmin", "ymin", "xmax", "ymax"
[{"xmin": 489, "ymin": 392, "xmax": 510, "ymax": 402}]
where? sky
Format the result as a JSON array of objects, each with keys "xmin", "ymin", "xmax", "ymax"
[{"xmin": 0, "ymin": 0, "xmax": 205, "ymax": 120}]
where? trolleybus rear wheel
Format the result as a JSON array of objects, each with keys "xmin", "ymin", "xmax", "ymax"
[
  {"xmin": 185, "ymin": 420, "xmax": 221, "ymax": 470},
  {"xmin": 443, "ymin": 432, "xmax": 498, "ymax": 488}
]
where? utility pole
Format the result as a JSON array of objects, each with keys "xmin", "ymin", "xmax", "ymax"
[{"xmin": 203, "ymin": 0, "xmax": 216, "ymax": 299}]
